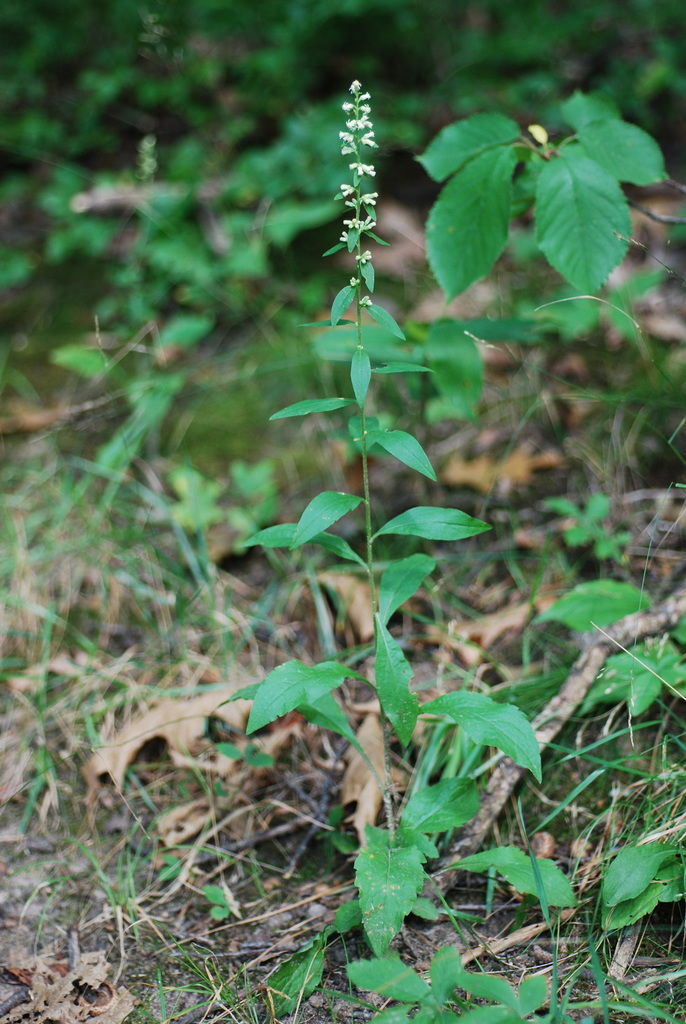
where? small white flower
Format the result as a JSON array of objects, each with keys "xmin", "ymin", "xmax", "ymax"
[
  {"xmin": 342, "ymin": 102, "xmax": 354, "ymax": 112},
  {"xmin": 339, "ymin": 131, "xmax": 354, "ymax": 143},
  {"xmin": 344, "ymin": 199, "xmax": 357, "ymax": 208},
  {"xmin": 361, "ymin": 133, "xmax": 377, "ymax": 148},
  {"xmin": 350, "ymin": 277, "xmax": 360, "ymax": 287},
  {"xmin": 349, "ymin": 80, "xmax": 362, "ymax": 93},
  {"xmin": 355, "ymin": 250, "xmax": 372, "ymax": 264},
  {"xmin": 339, "ymin": 231, "xmax": 349, "ymax": 242},
  {"xmin": 340, "ymin": 145, "xmax": 354, "ymax": 155},
  {"xmin": 340, "ymin": 184, "xmax": 354, "ymax": 196},
  {"xmin": 361, "ymin": 192, "xmax": 378, "ymax": 205},
  {"xmin": 360, "ymin": 296, "xmax": 372, "ymax": 307},
  {"xmin": 360, "ymin": 92, "xmax": 371, "ymax": 101}
]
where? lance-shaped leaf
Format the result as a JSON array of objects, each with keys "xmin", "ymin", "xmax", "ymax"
[
  {"xmin": 427, "ymin": 146, "xmax": 517, "ymax": 300},
  {"xmin": 245, "ymin": 523, "xmax": 365, "ymax": 567},
  {"xmin": 373, "ymin": 362, "xmax": 432, "ymax": 374},
  {"xmin": 351, "ymin": 348, "xmax": 372, "ymax": 406},
  {"xmin": 536, "ymin": 149, "xmax": 630, "ymax": 292},
  {"xmin": 347, "ymin": 954, "xmax": 430, "ymax": 1003},
  {"xmin": 268, "ymin": 931, "xmax": 330, "ymax": 1015},
  {"xmin": 400, "ymin": 777, "xmax": 479, "ymax": 833},
  {"xmin": 331, "ymin": 285, "xmax": 356, "ymax": 326},
  {"xmin": 355, "ymin": 826, "xmax": 427, "ymax": 954},
  {"xmin": 366, "ymin": 303, "xmax": 405, "ymax": 340},
  {"xmin": 270, "ymin": 397, "xmax": 356, "ymax": 420},
  {"xmin": 424, "ymin": 691, "xmax": 541, "ymax": 781},
  {"xmin": 367, "ymin": 429, "xmax": 437, "ymax": 481},
  {"xmin": 375, "ymin": 618, "xmax": 418, "ymax": 745},
  {"xmin": 247, "ymin": 660, "xmax": 357, "ymax": 732},
  {"xmin": 375, "ymin": 507, "xmax": 490, "ymax": 542},
  {"xmin": 291, "ymin": 491, "xmax": 362, "ymax": 548},
  {"xmin": 578, "ymin": 118, "xmax": 666, "ymax": 185},
  {"xmin": 456, "ymin": 846, "xmax": 576, "ymax": 907},
  {"xmin": 418, "ymin": 112, "xmax": 520, "ymax": 181},
  {"xmin": 378, "ymin": 553, "xmax": 436, "ymax": 626}
]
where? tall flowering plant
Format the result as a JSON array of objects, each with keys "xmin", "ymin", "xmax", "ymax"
[{"xmin": 240, "ymin": 82, "xmax": 541, "ymax": 957}]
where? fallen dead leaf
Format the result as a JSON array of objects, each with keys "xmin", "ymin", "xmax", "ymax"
[
  {"xmin": 426, "ymin": 601, "xmax": 532, "ymax": 667},
  {"xmin": 0, "ymin": 402, "xmax": 71, "ymax": 435},
  {"xmin": 441, "ymin": 447, "xmax": 564, "ymax": 495},
  {"xmin": 318, "ymin": 572, "xmax": 374, "ymax": 642},
  {"xmin": 341, "ymin": 714, "xmax": 386, "ymax": 844},
  {"xmin": 156, "ymin": 798, "xmax": 216, "ymax": 847}
]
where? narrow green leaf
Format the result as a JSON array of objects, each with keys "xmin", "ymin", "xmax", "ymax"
[
  {"xmin": 270, "ymin": 397, "xmax": 355, "ymax": 420},
  {"xmin": 379, "ymin": 553, "xmax": 436, "ymax": 626},
  {"xmin": 418, "ymin": 113, "xmax": 520, "ymax": 181},
  {"xmin": 536, "ymin": 579, "xmax": 649, "ymax": 631},
  {"xmin": 602, "ymin": 844, "xmax": 678, "ymax": 907},
  {"xmin": 373, "ymin": 362, "xmax": 433, "ymax": 374},
  {"xmin": 300, "ymin": 319, "xmax": 355, "ymax": 327},
  {"xmin": 456, "ymin": 846, "xmax": 576, "ymax": 907},
  {"xmin": 331, "ymin": 285, "xmax": 356, "ymax": 326},
  {"xmin": 426, "ymin": 146, "xmax": 517, "ymax": 300},
  {"xmin": 375, "ymin": 507, "xmax": 491, "ymax": 542},
  {"xmin": 247, "ymin": 660, "xmax": 354, "ymax": 732},
  {"xmin": 351, "ymin": 349, "xmax": 372, "ymax": 406},
  {"xmin": 375, "ymin": 618, "xmax": 419, "ymax": 745},
  {"xmin": 401, "ymin": 777, "xmax": 479, "ymax": 833},
  {"xmin": 535, "ymin": 149, "xmax": 630, "ymax": 292},
  {"xmin": 424, "ymin": 691, "xmax": 541, "ymax": 781},
  {"xmin": 322, "ymin": 242, "xmax": 347, "ymax": 257},
  {"xmin": 578, "ymin": 118, "xmax": 666, "ymax": 184},
  {"xmin": 367, "ymin": 303, "xmax": 405, "ymax": 339},
  {"xmin": 458, "ymin": 973, "xmax": 519, "ymax": 1012},
  {"xmin": 361, "ymin": 260, "xmax": 375, "ymax": 292},
  {"xmin": 355, "ymin": 826, "xmax": 427, "ymax": 954},
  {"xmin": 367, "ymin": 429, "xmax": 437, "ymax": 481},
  {"xmin": 291, "ymin": 491, "xmax": 362, "ymax": 548},
  {"xmin": 347, "ymin": 954, "xmax": 430, "ymax": 1003},
  {"xmin": 245, "ymin": 523, "xmax": 365, "ymax": 567}
]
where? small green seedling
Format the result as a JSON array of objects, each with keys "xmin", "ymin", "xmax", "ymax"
[
  {"xmin": 202, "ymin": 882, "xmax": 239, "ymax": 921},
  {"xmin": 546, "ymin": 493, "xmax": 630, "ymax": 562}
]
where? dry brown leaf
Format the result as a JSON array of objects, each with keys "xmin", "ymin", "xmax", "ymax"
[
  {"xmin": 156, "ymin": 798, "xmax": 215, "ymax": 847},
  {"xmin": 318, "ymin": 572, "xmax": 374, "ymax": 642},
  {"xmin": 341, "ymin": 714, "xmax": 385, "ymax": 844},
  {"xmin": 0, "ymin": 402, "xmax": 71, "ymax": 435},
  {"xmin": 82, "ymin": 678, "xmax": 252, "ymax": 798},
  {"xmin": 441, "ymin": 448, "xmax": 564, "ymax": 494},
  {"xmin": 427, "ymin": 601, "xmax": 532, "ymax": 667}
]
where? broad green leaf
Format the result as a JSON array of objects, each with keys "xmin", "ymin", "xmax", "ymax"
[
  {"xmin": 367, "ymin": 429, "xmax": 437, "ymax": 481},
  {"xmin": 247, "ymin": 660, "xmax": 354, "ymax": 732},
  {"xmin": 561, "ymin": 90, "xmax": 621, "ymax": 130},
  {"xmin": 268, "ymin": 931, "xmax": 329, "ymax": 1015},
  {"xmin": 379, "ymin": 553, "xmax": 436, "ymax": 626},
  {"xmin": 375, "ymin": 507, "xmax": 491, "ymax": 542},
  {"xmin": 457, "ymin": 973, "xmax": 519, "ymax": 1012},
  {"xmin": 410, "ymin": 897, "xmax": 441, "ymax": 921},
  {"xmin": 299, "ymin": 692, "xmax": 366, "ymax": 757},
  {"xmin": 335, "ymin": 899, "xmax": 362, "ymax": 932},
  {"xmin": 351, "ymin": 348, "xmax": 371, "ymax": 405},
  {"xmin": 355, "ymin": 826, "xmax": 427, "ymax": 954},
  {"xmin": 425, "ymin": 321, "xmax": 483, "ymax": 422},
  {"xmin": 331, "ymin": 285, "xmax": 356, "ymax": 326},
  {"xmin": 347, "ymin": 954, "xmax": 430, "ymax": 1003},
  {"xmin": 578, "ymin": 119, "xmax": 666, "ymax": 185},
  {"xmin": 537, "ymin": 579, "xmax": 649, "ymax": 631},
  {"xmin": 424, "ymin": 692, "xmax": 541, "ymax": 781},
  {"xmin": 270, "ymin": 397, "xmax": 355, "ymax": 420},
  {"xmin": 51, "ymin": 345, "xmax": 110, "ymax": 378},
  {"xmin": 457, "ymin": 846, "xmax": 576, "ymax": 907},
  {"xmin": 263, "ymin": 198, "xmax": 338, "ymax": 247},
  {"xmin": 398, "ymin": 827, "xmax": 439, "ymax": 860},
  {"xmin": 535, "ymin": 149, "xmax": 630, "ymax": 292},
  {"xmin": 370, "ymin": 1010, "xmax": 411, "ymax": 1024},
  {"xmin": 518, "ymin": 975, "xmax": 548, "ymax": 1015},
  {"xmin": 245, "ymin": 523, "xmax": 365, "ymax": 567},
  {"xmin": 602, "ymin": 844, "xmax": 678, "ymax": 906},
  {"xmin": 375, "ymin": 618, "xmax": 419, "ymax": 745},
  {"xmin": 373, "ymin": 362, "xmax": 432, "ymax": 374},
  {"xmin": 291, "ymin": 491, "xmax": 362, "ymax": 548},
  {"xmin": 400, "ymin": 777, "xmax": 479, "ymax": 833},
  {"xmin": 427, "ymin": 146, "xmax": 517, "ymax": 300},
  {"xmin": 418, "ymin": 113, "xmax": 520, "ymax": 181},
  {"xmin": 602, "ymin": 880, "xmax": 664, "ymax": 930},
  {"xmin": 367, "ymin": 303, "xmax": 405, "ymax": 340},
  {"xmin": 429, "ymin": 946, "xmax": 464, "ymax": 1004},
  {"xmin": 455, "ymin": 1009, "xmax": 523, "ymax": 1024}
]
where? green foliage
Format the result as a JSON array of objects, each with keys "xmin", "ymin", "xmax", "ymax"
[
  {"xmin": 456, "ymin": 847, "xmax": 577, "ymax": 908},
  {"xmin": 546, "ymin": 493, "xmax": 630, "ymax": 562},
  {"xmin": 537, "ymin": 579, "xmax": 649, "ymax": 631},
  {"xmin": 420, "ymin": 93, "xmax": 667, "ymax": 298},
  {"xmin": 581, "ymin": 639, "xmax": 686, "ymax": 715},
  {"xmin": 355, "ymin": 827, "xmax": 428, "ymax": 956},
  {"xmin": 602, "ymin": 844, "xmax": 685, "ymax": 930}
]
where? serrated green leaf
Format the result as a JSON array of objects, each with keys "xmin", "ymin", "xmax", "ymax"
[
  {"xmin": 375, "ymin": 507, "xmax": 491, "ymax": 542},
  {"xmin": 247, "ymin": 660, "xmax": 354, "ymax": 732},
  {"xmin": 398, "ymin": 827, "xmax": 439, "ymax": 859},
  {"xmin": 331, "ymin": 285, "xmax": 356, "ymax": 326},
  {"xmin": 537, "ymin": 579, "xmax": 649, "ymax": 631},
  {"xmin": 418, "ymin": 113, "xmax": 520, "ymax": 181},
  {"xmin": 424, "ymin": 692, "xmax": 541, "ymax": 781},
  {"xmin": 375, "ymin": 618, "xmax": 419, "ymax": 745},
  {"xmin": 379, "ymin": 553, "xmax": 436, "ymax": 626},
  {"xmin": 268, "ymin": 932, "xmax": 329, "ymax": 1015},
  {"xmin": 270, "ymin": 397, "xmax": 355, "ymax": 420},
  {"xmin": 602, "ymin": 883, "xmax": 664, "ymax": 930},
  {"xmin": 457, "ymin": 846, "xmax": 576, "ymax": 907},
  {"xmin": 367, "ymin": 303, "xmax": 405, "ymax": 340},
  {"xmin": 427, "ymin": 146, "xmax": 517, "ymax": 300},
  {"xmin": 603, "ymin": 844, "xmax": 678, "ymax": 907},
  {"xmin": 347, "ymin": 954, "xmax": 430, "ymax": 1003},
  {"xmin": 455, "ymin": 1009, "xmax": 523, "ymax": 1024},
  {"xmin": 578, "ymin": 119, "xmax": 666, "ymax": 185},
  {"xmin": 351, "ymin": 348, "xmax": 371, "ymax": 406},
  {"xmin": 429, "ymin": 946, "xmax": 464, "ymax": 1004},
  {"xmin": 291, "ymin": 491, "xmax": 362, "ymax": 548},
  {"xmin": 401, "ymin": 777, "xmax": 479, "ymax": 833},
  {"xmin": 425, "ymin": 321, "xmax": 484, "ymax": 422},
  {"xmin": 245, "ymin": 523, "xmax": 365, "ymax": 567},
  {"xmin": 535, "ymin": 149, "xmax": 630, "ymax": 292},
  {"xmin": 355, "ymin": 826, "xmax": 427, "ymax": 954},
  {"xmin": 561, "ymin": 90, "xmax": 621, "ymax": 130},
  {"xmin": 367, "ymin": 429, "xmax": 437, "ymax": 481},
  {"xmin": 410, "ymin": 897, "xmax": 441, "ymax": 921}
]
